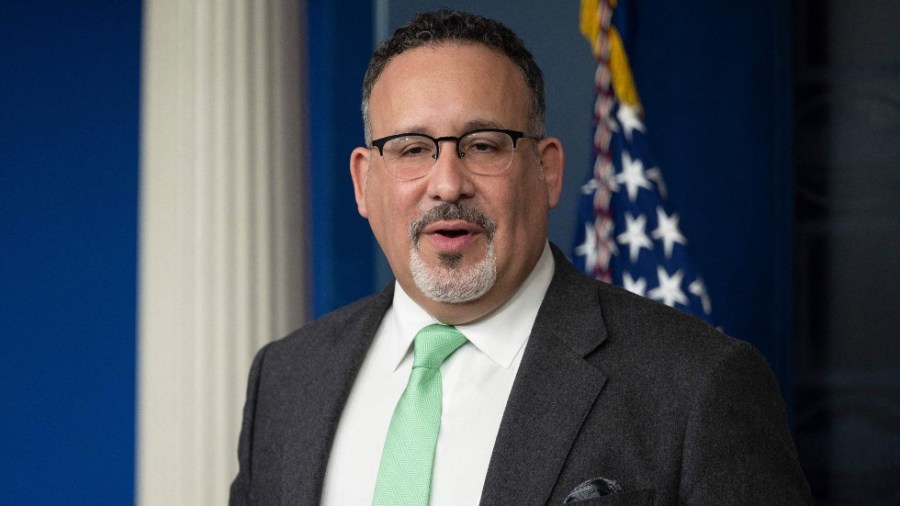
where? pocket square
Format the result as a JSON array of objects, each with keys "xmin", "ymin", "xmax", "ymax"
[{"xmin": 563, "ymin": 477, "xmax": 624, "ymax": 503}]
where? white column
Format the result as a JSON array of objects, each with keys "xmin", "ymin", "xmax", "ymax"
[{"xmin": 138, "ymin": 0, "xmax": 307, "ymax": 504}]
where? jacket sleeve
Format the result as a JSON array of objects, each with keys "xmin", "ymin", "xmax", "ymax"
[
  {"xmin": 679, "ymin": 341, "xmax": 813, "ymax": 505},
  {"xmin": 229, "ymin": 343, "xmax": 270, "ymax": 506}
]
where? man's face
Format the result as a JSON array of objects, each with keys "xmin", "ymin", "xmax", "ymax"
[{"xmin": 350, "ymin": 43, "xmax": 564, "ymax": 324}]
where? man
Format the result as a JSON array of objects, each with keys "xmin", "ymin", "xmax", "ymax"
[{"xmin": 231, "ymin": 9, "xmax": 811, "ymax": 505}]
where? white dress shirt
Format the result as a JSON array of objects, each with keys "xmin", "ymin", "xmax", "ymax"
[{"xmin": 321, "ymin": 243, "xmax": 555, "ymax": 505}]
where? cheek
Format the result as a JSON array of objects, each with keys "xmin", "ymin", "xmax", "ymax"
[
  {"xmin": 499, "ymin": 175, "xmax": 546, "ymax": 228},
  {"xmin": 482, "ymin": 190, "xmax": 525, "ymax": 255},
  {"xmin": 369, "ymin": 181, "xmax": 420, "ymax": 243}
]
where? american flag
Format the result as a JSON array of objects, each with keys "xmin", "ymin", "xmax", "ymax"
[{"xmin": 573, "ymin": 0, "xmax": 714, "ymax": 324}]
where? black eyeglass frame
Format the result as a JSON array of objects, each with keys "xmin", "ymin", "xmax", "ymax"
[{"xmin": 369, "ymin": 128, "xmax": 542, "ymax": 160}]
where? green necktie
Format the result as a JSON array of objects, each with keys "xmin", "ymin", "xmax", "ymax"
[{"xmin": 372, "ymin": 324, "xmax": 468, "ymax": 506}]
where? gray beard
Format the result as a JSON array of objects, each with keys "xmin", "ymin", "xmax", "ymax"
[
  {"xmin": 407, "ymin": 203, "xmax": 498, "ymax": 304},
  {"xmin": 409, "ymin": 240, "xmax": 497, "ymax": 304}
]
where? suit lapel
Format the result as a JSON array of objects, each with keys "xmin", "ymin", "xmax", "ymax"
[{"xmin": 480, "ymin": 248, "xmax": 609, "ymax": 505}]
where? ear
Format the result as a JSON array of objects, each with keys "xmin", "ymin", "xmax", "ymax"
[
  {"xmin": 538, "ymin": 137, "xmax": 565, "ymax": 208},
  {"xmin": 349, "ymin": 147, "xmax": 372, "ymax": 218}
]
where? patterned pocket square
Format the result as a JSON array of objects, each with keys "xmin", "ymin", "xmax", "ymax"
[{"xmin": 563, "ymin": 477, "xmax": 624, "ymax": 503}]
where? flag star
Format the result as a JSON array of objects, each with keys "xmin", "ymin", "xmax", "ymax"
[
  {"xmin": 581, "ymin": 178, "xmax": 598, "ymax": 194},
  {"xmin": 616, "ymin": 212, "xmax": 653, "ymax": 262},
  {"xmin": 616, "ymin": 103, "xmax": 645, "ymax": 141},
  {"xmin": 689, "ymin": 277, "xmax": 712, "ymax": 315},
  {"xmin": 623, "ymin": 272, "xmax": 647, "ymax": 297},
  {"xmin": 645, "ymin": 167, "xmax": 668, "ymax": 200},
  {"xmin": 648, "ymin": 267, "xmax": 689, "ymax": 307},
  {"xmin": 575, "ymin": 222, "xmax": 599, "ymax": 272},
  {"xmin": 616, "ymin": 151, "xmax": 653, "ymax": 202},
  {"xmin": 651, "ymin": 207, "xmax": 687, "ymax": 258}
]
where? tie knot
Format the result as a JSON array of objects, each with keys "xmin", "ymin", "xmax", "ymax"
[{"xmin": 413, "ymin": 324, "xmax": 468, "ymax": 369}]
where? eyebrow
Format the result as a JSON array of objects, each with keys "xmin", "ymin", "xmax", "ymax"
[
  {"xmin": 387, "ymin": 119, "xmax": 506, "ymax": 137},
  {"xmin": 461, "ymin": 119, "xmax": 504, "ymax": 132}
]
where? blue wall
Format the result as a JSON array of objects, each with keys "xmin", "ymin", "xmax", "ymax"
[
  {"xmin": 308, "ymin": 0, "xmax": 375, "ymax": 317},
  {"xmin": 0, "ymin": 2, "xmax": 141, "ymax": 503}
]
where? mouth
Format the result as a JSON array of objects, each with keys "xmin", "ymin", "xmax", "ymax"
[
  {"xmin": 421, "ymin": 220, "xmax": 482, "ymax": 252},
  {"xmin": 423, "ymin": 220, "xmax": 480, "ymax": 237},
  {"xmin": 409, "ymin": 203, "xmax": 497, "ymax": 254},
  {"xmin": 436, "ymin": 229, "xmax": 468, "ymax": 238}
]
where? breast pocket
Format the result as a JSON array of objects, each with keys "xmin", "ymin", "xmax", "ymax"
[{"xmin": 563, "ymin": 489, "xmax": 655, "ymax": 505}]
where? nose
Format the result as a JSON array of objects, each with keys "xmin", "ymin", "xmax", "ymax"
[{"xmin": 426, "ymin": 139, "xmax": 475, "ymax": 203}]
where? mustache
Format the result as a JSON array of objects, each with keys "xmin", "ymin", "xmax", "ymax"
[{"xmin": 408, "ymin": 203, "xmax": 497, "ymax": 242}]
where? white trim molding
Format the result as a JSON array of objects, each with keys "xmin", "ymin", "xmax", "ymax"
[{"xmin": 138, "ymin": 0, "xmax": 307, "ymax": 503}]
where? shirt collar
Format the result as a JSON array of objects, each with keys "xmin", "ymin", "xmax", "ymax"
[{"xmin": 388, "ymin": 242, "xmax": 555, "ymax": 370}]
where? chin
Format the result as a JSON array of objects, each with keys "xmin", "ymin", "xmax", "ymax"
[{"xmin": 409, "ymin": 244, "xmax": 497, "ymax": 304}]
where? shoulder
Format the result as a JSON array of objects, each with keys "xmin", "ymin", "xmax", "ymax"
[
  {"xmin": 548, "ymin": 247, "xmax": 760, "ymax": 378},
  {"xmin": 255, "ymin": 284, "xmax": 394, "ymax": 369},
  {"xmin": 289, "ymin": 285, "xmax": 392, "ymax": 340},
  {"xmin": 596, "ymin": 275, "xmax": 760, "ymax": 377}
]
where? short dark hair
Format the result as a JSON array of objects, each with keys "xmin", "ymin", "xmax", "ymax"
[{"xmin": 361, "ymin": 8, "xmax": 545, "ymax": 143}]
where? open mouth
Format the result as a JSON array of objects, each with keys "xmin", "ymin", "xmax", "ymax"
[
  {"xmin": 436, "ymin": 229, "xmax": 469, "ymax": 239},
  {"xmin": 420, "ymin": 220, "xmax": 482, "ymax": 252},
  {"xmin": 409, "ymin": 203, "xmax": 496, "ymax": 245}
]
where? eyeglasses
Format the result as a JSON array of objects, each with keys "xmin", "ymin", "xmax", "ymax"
[{"xmin": 369, "ymin": 128, "xmax": 541, "ymax": 180}]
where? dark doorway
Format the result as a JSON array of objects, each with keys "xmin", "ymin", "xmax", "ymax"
[{"xmin": 793, "ymin": 1, "xmax": 900, "ymax": 504}]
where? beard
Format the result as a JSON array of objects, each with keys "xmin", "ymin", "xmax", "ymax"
[{"xmin": 408, "ymin": 203, "xmax": 497, "ymax": 304}]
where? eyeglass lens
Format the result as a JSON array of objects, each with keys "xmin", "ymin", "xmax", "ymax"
[{"xmin": 380, "ymin": 130, "xmax": 516, "ymax": 179}]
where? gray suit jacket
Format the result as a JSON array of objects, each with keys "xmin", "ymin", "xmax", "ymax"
[{"xmin": 230, "ymin": 246, "xmax": 811, "ymax": 505}]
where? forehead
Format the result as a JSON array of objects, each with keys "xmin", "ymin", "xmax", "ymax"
[{"xmin": 368, "ymin": 43, "xmax": 531, "ymax": 134}]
